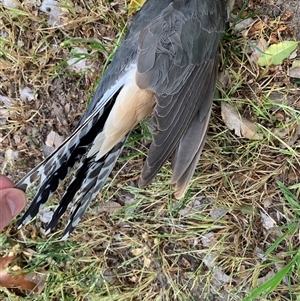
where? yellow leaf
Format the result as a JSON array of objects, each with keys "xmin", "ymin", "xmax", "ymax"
[{"xmin": 128, "ymin": 0, "xmax": 146, "ymax": 15}]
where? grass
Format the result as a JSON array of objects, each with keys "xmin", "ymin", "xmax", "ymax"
[
  {"xmin": 1, "ymin": 0, "xmax": 300, "ymax": 300},
  {"xmin": 242, "ymin": 181, "xmax": 300, "ymax": 301}
]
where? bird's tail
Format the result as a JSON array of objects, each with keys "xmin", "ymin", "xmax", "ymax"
[
  {"xmin": 48, "ymin": 136, "xmax": 127, "ymax": 239},
  {"xmin": 16, "ymin": 90, "xmax": 126, "ymax": 237}
]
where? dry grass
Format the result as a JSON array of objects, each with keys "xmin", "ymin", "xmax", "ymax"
[{"xmin": 1, "ymin": 0, "xmax": 300, "ymax": 300}]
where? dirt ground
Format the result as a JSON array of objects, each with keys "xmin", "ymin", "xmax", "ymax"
[{"xmin": 262, "ymin": 0, "xmax": 300, "ymax": 39}]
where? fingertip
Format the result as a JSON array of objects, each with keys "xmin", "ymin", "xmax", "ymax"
[
  {"xmin": 5, "ymin": 189, "xmax": 27, "ymax": 216},
  {"xmin": 0, "ymin": 175, "xmax": 14, "ymax": 189}
]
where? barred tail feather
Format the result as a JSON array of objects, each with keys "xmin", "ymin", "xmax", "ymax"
[
  {"xmin": 60, "ymin": 136, "xmax": 127, "ymax": 238},
  {"xmin": 17, "ymin": 94, "xmax": 117, "ymax": 228},
  {"xmin": 46, "ymin": 135, "xmax": 128, "ymax": 239}
]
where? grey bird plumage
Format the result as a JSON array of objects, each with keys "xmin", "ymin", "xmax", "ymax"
[{"xmin": 16, "ymin": 0, "xmax": 229, "ymax": 238}]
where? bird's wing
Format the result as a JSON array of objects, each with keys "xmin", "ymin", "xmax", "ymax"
[
  {"xmin": 171, "ymin": 85, "xmax": 214, "ymax": 199},
  {"xmin": 137, "ymin": 0, "xmax": 226, "ymax": 193}
]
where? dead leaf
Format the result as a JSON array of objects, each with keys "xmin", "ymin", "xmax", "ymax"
[
  {"xmin": 288, "ymin": 60, "xmax": 300, "ymax": 78},
  {"xmin": 202, "ymin": 253, "xmax": 231, "ymax": 285},
  {"xmin": 260, "ymin": 212, "xmax": 275, "ymax": 230},
  {"xmin": 221, "ymin": 102, "xmax": 263, "ymax": 140},
  {"xmin": 45, "ymin": 131, "xmax": 64, "ymax": 149},
  {"xmin": 201, "ymin": 232, "xmax": 215, "ymax": 247},
  {"xmin": 249, "ymin": 38, "xmax": 268, "ymax": 63},
  {"xmin": 98, "ymin": 201, "xmax": 122, "ymax": 214},
  {"xmin": 273, "ymin": 124, "xmax": 300, "ymax": 147},
  {"xmin": 19, "ymin": 87, "xmax": 35, "ymax": 102},
  {"xmin": 39, "ymin": 207, "xmax": 54, "ymax": 224},
  {"xmin": 39, "ymin": 0, "xmax": 64, "ymax": 26},
  {"xmin": 181, "ymin": 257, "xmax": 191, "ymax": 269},
  {"xmin": 0, "ymin": 256, "xmax": 46, "ymax": 294},
  {"xmin": 43, "ymin": 131, "xmax": 64, "ymax": 157},
  {"xmin": 0, "ymin": 108, "xmax": 10, "ymax": 125},
  {"xmin": 234, "ymin": 17, "xmax": 254, "ymax": 32},
  {"xmin": 210, "ymin": 208, "xmax": 227, "ymax": 220},
  {"xmin": 248, "ymin": 20, "xmax": 264, "ymax": 35},
  {"xmin": 289, "ymin": 49, "xmax": 298, "ymax": 60},
  {"xmin": 218, "ymin": 69, "xmax": 232, "ymax": 87},
  {"xmin": 2, "ymin": 0, "xmax": 18, "ymax": 8},
  {"xmin": 144, "ymin": 255, "xmax": 152, "ymax": 268},
  {"xmin": 131, "ymin": 248, "xmax": 143, "ymax": 256},
  {"xmin": 67, "ymin": 48, "xmax": 92, "ymax": 72},
  {"xmin": 256, "ymin": 270, "xmax": 275, "ymax": 286},
  {"xmin": 212, "ymin": 267, "xmax": 231, "ymax": 285},
  {"xmin": 131, "ymin": 247, "xmax": 152, "ymax": 268},
  {"xmin": 0, "ymin": 94, "xmax": 13, "ymax": 106},
  {"xmin": 5, "ymin": 149, "xmax": 19, "ymax": 163},
  {"xmin": 255, "ymin": 247, "xmax": 267, "ymax": 262},
  {"xmin": 179, "ymin": 198, "xmax": 203, "ymax": 216}
]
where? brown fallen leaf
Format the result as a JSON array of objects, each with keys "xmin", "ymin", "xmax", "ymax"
[
  {"xmin": 221, "ymin": 102, "xmax": 263, "ymax": 140},
  {"xmin": 45, "ymin": 130, "xmax": 64, "ymax": 149},
  {"xmin": 43, "ymin": 130, "xmax": 64, "ymax": 157},
  {"xmin": 249, "ymin": 37, "xmax": 268, "ymax": 64},
  {"xmin": 98, "ymin": 201, "xmax": 122, "ymax": 214},
  {"xmin": 131, "ymin": 248, "xmax": 144, "ymax": 256},
  {"xmin": 288, "ymin": 60, "xmax": 300, "ymax": 79},
  {"xmin": 0, "ymin": 256, "xmax": 46, "ymax": 295}
]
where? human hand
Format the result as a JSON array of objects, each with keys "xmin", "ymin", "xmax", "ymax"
[{"xmin": 0, "ymin": 175, "xmax": 26, "ymax": 231}]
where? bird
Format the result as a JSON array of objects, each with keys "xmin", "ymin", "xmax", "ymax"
[{"xmin": 15, "ymin": 0, "xmax": 230, "ymax": 238}]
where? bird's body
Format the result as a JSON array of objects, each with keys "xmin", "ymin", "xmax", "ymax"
[{"xmin": 16, "ymin": 0, "xmax": 228, "ymax": 238}]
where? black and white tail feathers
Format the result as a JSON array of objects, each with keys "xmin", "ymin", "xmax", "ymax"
[
  {"xmin": 16, "ymin": 87, "xmax": 126, "ymax": 238},
  {"xmin": 48, "ymin": 136, "xmax": 127, "ymax": 239}
]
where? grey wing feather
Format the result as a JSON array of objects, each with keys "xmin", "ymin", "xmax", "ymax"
[
  {"xmin": 139, "ymin": 63, "xmax": 214, "ymax": 187},
  {"xmin": 172, "ymin": 57, "xmax": 218, "ymax": 198},
  {"xmin": 137, "ymin": 0, "xmax": 226, "ymax": 190},
  {"xmin": 78, "ymin": 0, "xmax": 174, "ymax": 121},
  {"xmin": 172, "ymin": 102, "xmax": 212, "ymax": 199}
]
